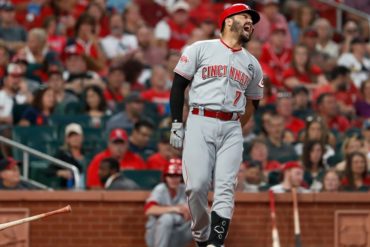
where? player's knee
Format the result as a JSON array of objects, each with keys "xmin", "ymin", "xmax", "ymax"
[
  {"xmin": 187, "ymin": 181, "xmax": 209, "ymax": 195},
  {"xmin": 157, "ymin": 214, "xmax": 175, "ymax": 228}
]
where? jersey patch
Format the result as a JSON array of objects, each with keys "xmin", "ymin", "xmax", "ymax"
[
  {"xmin": 248, "ymin": 64, "xmax": 254, "ymax": 71},
  {"xmin": 258, "ymin": 79, "xmax": 264, "ymax": 88},
  {"xmin": 179, "ymin": 55, "xmax": 189, "ymax": 64}
]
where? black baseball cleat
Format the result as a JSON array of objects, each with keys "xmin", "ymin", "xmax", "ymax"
[
  {"xmin": 196, "ymin": 241, "xmax": 208, "ymax": 247},
  {"xmin": 207, "ymin": 211, "xmax": 230, "ymax": 247}
]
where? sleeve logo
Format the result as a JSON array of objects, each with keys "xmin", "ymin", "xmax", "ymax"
[
  {"xmin": 258, "ymin": 79, "xmax": 264, "ymax": 88},
  {"xmin": 180, "ymin": 55, "xmax": 189, "ymax": 63}
]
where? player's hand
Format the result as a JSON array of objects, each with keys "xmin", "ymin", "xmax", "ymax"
[{"xmin": 170, "ymin": 122, "xmax": 184, "ymax": 149}]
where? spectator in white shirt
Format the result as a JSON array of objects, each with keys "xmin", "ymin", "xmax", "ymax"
[
  {"xmin": 100, "ymin": 13, "xmax": 138, "ymax": 62},
  {"xmin": 338, "ymin": 37, "xmax": 370, "ymax": 88},
  {"xmin": 314, "ymin": 18, "xmax": 339, "ymax": 58}
]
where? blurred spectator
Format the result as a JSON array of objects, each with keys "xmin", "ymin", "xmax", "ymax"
[
  {"xmin": 98, "ymin": 157, "xmax": 139, "ymax": 190},
  {"xmin": 137, "ymin": 0, "xmax": 168, "ymax": 28},
  {"xmin": 69, "ymin": 14, "xmax": 106, "ymax": 71},
  {"xmin": 165, "ymin": 50, "xmax": 180, "ymax": 86},
  {"xmin": 283, "ymin": 44, "xmax": 327, "ymax": 90},
  {"xmin": 340, "ymin": 20, "xmax": 360, "ymax": 54},
  {"xmin": 103, "ymin": 65, "xmax": 129, "ymax": 111},
  {"xmin": 248, "ymin": 138, "xmax": 281, "ymax": 177},
  {"xmin": 87, "ymin": 128, "xmax": 146, "ymax": 189},
  {"xmin": 17, "ymin": 28, "xmax": 59, "ymax": 82},
  {"xmin": 198, "ymin": 12, "xmax": 217, "ymax": 39},
  {"xmin": 0, "ymin": 64, "xmax": 29, "ymax": 126},
  {"xmin": 362, "ymin": 120, "xmax": 370, "ymax": 159},
  {"xmin": 300, "ymin": 28, "xmax": 319, "ymax": 54},
  {"xmin": 295, "ymin": 115, "xmax": 335, "ymax": 163},
  {"xmin": 254, "ymin": 0, "xmax": 292, "ymax": 48},
  {"xmin": 319, "ymin": 66, "xmax": 358, "ymax": 116},
  {"xmin": 355, "ymin": 79, "xmax": 370, "ymax": 118},
  {"xmin": 85, "ymin": 1, "xmax": 110, "ymax": 37},
  {"xmin": 141, "ymin": 65, "xmax": 170, "ymax": 116},
  {"xmin": 0, "ymin": 44, "xmax": 10, "ymax": 78},
  {"xmin": 313, "ymin": 18, "xmax": 339, "ymax": 58},
  {"xmin": 154, "ymin": 1, "xmax": 194, "ymax": 51},
  {"xmin": 259, "ymin": 24, "xmax": 292, "ymax": 88},
  {"xmin": 288, "ymin": 3, "xmax": 315, "ymax": 45},
  {"xmin": 47, "ymin": 67, "xmax": 79, "ymax": 114},
  {"xmin": 302, "ymin": 140, "xmax": 326, "ymax": 192},
  {"xmin": 341, "ymin": 151, "xmax": 370, "ymax": 192},
  {"xmin": 82, "ymin": 85, "xmax": 110, "ymax": 128},
  {"xmin": 100, "ymin": 13, "xmax": 138, "ymax": 62},
  {"xmin": 264, "ymin": 114, "xmax": 298, "ymax": 163},
  {"xmin": 270, "ymin": 161, "xmax": 310, "ymax": 193},
  {"xmin": 122, "ymin": 3, "xmax": 145, "ymax": 34},
  {"xmin": 321, "ymin": 169, "xmax": 340, "ymax": 192},
  {"xmin": 105, "ymin": 92, "xmax": 145, "ymax": 132},
  {"xmin": 122, "ymin": 58, "xmax": 146, "ymax": 91},
  {"xmin": 275, "ymin": 92, "xmax": 305, "ymax": 138},
  {"xmin": 146, "ymin": 131, "xmax": 178, "ymax": 171},
  {"xmin": 47, "ymin": 123, "xmax": 85, "ymax": 189},
  {"xmin": 0, "ymin": 157, "xmax": 39, "ymax": 190},
  {"xmin": 336, "ymin": 135, "xmax": 366, "ymax": 173},
  {"xmin": 316, "ymin": 93, "xmax": 350, "ymax": 133},
  {"xmin": 0, "ymin": 1, "xmax": 27, "ymax": 51},
  {"xmin": 43, "ymin": 16, "xmax": 67, "ymax": 55},
  {"xmin": 19, "ymin": 86, "xmax": 56, "ymax": 126},
  {"xmin": 236, "ymin": 161, "xmax": 266, "ymax": 192},
  {"xmin": 292, "ymin": 86, "xmax": 313, "ymax": 120},
  {"xmin": 129, "ymin": 119, "xmax": 155, "ymax": 159},
  {"xmin": 144, "ymin": 158, "xmax": 192, "ymax": 247},
  {"xmin": 136, "ymin": 25, "xmax": 167, "ymax": 66},
  {"xmin": 337, "ymin": 37, "xmax": 370, "ymax": 88},
  {"xmin": 63, "ymin": 43, "xmax": 105, "ymax": 96}
]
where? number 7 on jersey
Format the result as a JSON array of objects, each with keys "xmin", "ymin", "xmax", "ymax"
[{"xmin": 233, "ymin": 91, "xmax": 242, "ymax": 106}]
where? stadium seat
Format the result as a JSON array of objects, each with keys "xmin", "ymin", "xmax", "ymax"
[{"xmin": 122, "ymin": 170, "xmax": 162, "ymax": 190}]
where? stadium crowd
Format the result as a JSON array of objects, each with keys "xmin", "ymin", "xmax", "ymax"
[{"xmin": 0, "ymin": 0, "xmax": 369, "ymax": 193}]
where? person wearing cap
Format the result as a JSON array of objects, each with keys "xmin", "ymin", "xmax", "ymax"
[
  {"xmin": 0, "ymin": 157, "xmax": 39, "ymax": 190},
  {"xmin": 355, "ymin": 79, "xmax": 370, "ymax": 119},
  {"xmin": 292, "ymin": 86, "xmax": 313, "ymax": 120},
  {"xmin": 260, "ymin": 23, "xmax": 292, "ymax": 88},
  {"xmin": 236, "ymin": 161, "xmax": 266, "ymax": 192},
  {"xmin": 128, "ymin": 119, "xmax": 155, "ymax": 159},
  {"xmin": 169, "ymin": 3, "xmax": 263, "ymax": 247},
  {"xmin": 98, "ymin": 157, "xmax": 139, "ymax": 190},
  {"xmin": 254, "ymin": 0, "xmax": 292, "ymax": 48},
  {"xmin": 105, "ymin": 92, "xmax": 145, "ymax": 133},
  {"xmin": 100, "ymin": 13, "xmax": 138, "ymax": 61},
  {"xmin": 338, "ymin": 37, "xmax": 370, "ymax": 88},
  {"xmin": 47, "ymin": 123, "xmax": 85, "ymax": 189},
  {"xmin": 0, "ymin": 1, "xmax": 27, "ymax": 52},
  {"xmin": 86, "ymin": 128, "xmax": 146, "ymax": 189},
  {"xmin": 144, "ymin": 158, "xmax": 193, "ymax": 247},
  {"xmin": 154, "ymin": 0, "xmax": 194, "ymax": 51},
  {"xmin": 269, "ymin": 161, "xmax": 310, "ymax": 193}
]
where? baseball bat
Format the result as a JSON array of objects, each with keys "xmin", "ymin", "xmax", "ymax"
[
  {"xmin": 269, "ymin": 190, "xmax": 281, "ymax": 247},
  {"xmin": 0, "ymin": 205, "xmax": 72, "ymax": 231},
  {"xmin": 291, "ymin": 188, "xmax": 302, "ymax": 247}
]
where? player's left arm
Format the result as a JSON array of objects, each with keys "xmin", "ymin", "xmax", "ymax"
[
  {"xmin": 240, "ymin": 99, "xmax": 259, "ymax": 127},
  {"xmin": 241, "ymin": 59, "xmax": 264, "ymax": 127}
]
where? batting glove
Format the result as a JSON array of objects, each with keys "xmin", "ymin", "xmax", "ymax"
[{"xmin": 170, "ymin": 122, "xmax": 184, "ymax": 149}]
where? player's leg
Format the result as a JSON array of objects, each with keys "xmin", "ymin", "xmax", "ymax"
[
  {"xmin": 208, "ymin": 121, "xmax": 243, "ymax": 246},
  {"xmin": 168, "ymin": 221, "xmax": 193, "ymax": 247},
  {"xmin": 182, "ymin": 113, "xmax": 217, "ymax": 243},
  {"xmin": 151, "ymin": 213, "xmax": 179, "ymax": 247}
]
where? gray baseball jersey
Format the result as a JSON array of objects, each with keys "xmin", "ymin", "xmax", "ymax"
[
  {"xmin": 174, "ymin": 39, "xmax": 264, "ymax": 113},
  {"xmin": 173, "ymin": 39, "xmax": 264, "ymax": 242}
]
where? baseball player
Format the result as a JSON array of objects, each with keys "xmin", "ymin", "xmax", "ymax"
[
  {"xmin": 144, "ymin": 158, "xmax": 193, "ymax": 247},
  {"xmin": 169, "ymin": 4, "xmax": 263, "ymax": 247}
]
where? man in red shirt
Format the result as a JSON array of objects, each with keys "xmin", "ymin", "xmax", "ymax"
[
  {"xmin": 317, "ymin": 93, "xmax": 350, "ymax": 133},
  {"xmin": 275, "ymin": 92, "xmax": 305, "ymax": 139},
  {"xmin": 260, "ymin": 24, "xmax": 292, "ymax": 88},
  {"xmin": 86, "ymin": 128, "xmax": 146, "ymax": 189}
]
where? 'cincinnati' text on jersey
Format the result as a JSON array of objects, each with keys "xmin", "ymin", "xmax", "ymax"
[{"xmin": 201, "ymin": 65, "xmax": 250, "ymax": 87}]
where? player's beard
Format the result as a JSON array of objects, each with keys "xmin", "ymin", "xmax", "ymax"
[{"xmin": 230, "ymin": 19, "xmax": 252, "ymax": 44}]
